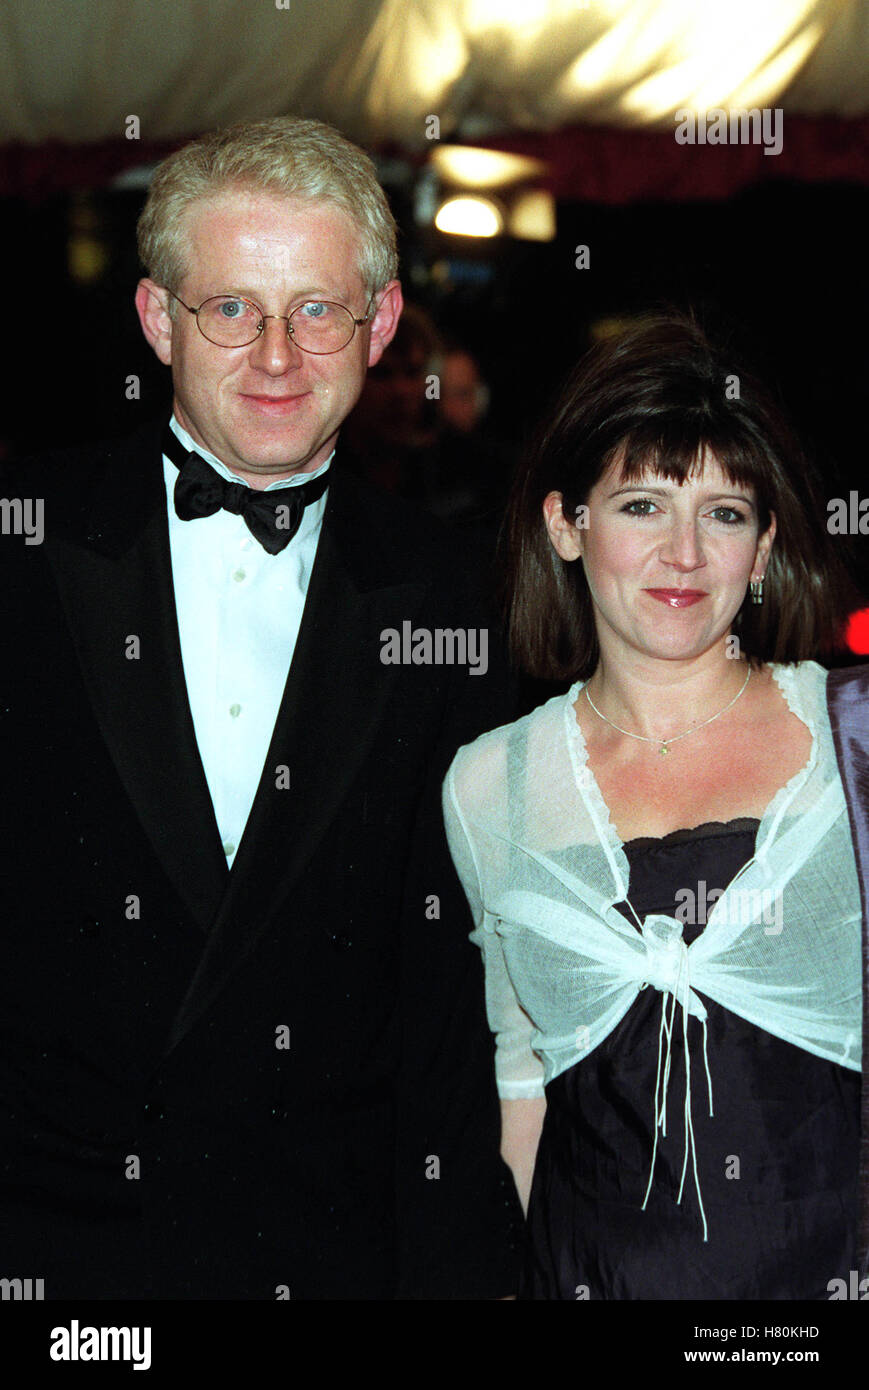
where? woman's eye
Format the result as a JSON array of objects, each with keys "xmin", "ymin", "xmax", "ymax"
[
  {"xmin": 621, "ymin": 498, "xmax": 657, "ymax": 516},
  {"xmin": 709, "ymin": 506, "xmax": 746, "ymax": 524}
]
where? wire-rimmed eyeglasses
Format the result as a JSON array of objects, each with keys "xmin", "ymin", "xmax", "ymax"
[{"xmin": 164, "ymin": 288, "xmax": 372, "ymax": 354}]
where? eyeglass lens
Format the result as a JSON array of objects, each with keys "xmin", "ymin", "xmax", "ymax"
[{"xmin": 196, "ymin": 296, "xmax": 358, "ymax": 353}]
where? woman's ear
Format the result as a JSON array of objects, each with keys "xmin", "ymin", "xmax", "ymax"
[
  {"xmin": 752, "ymin": 510, "xmax": 776, "ymax": 580},
  {"xmin": 542, "ymin": 491, "xmax": 584, "ymax": 561}
]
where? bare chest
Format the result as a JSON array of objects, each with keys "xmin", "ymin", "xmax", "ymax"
[{"xmin": 584, "ymin": 707, "xmax": 812, "ymax": 843}]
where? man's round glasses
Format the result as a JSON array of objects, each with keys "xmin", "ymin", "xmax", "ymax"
[{"xmin": 164, "ymin": 289, "xmax": 371, "ymax": 354}]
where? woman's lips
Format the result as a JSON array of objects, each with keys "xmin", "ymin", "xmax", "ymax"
[{"xmin": 643, "ymin": 589, "xmax": 708, "ymax": 608}]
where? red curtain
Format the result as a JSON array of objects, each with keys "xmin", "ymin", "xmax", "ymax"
[
  {"xmin": 484, "ymin": 116, "xmax": 869, "ymax": 203},
  {"xmin": 2, "ymin": 116, "xmax": 867, "ymax": 202}
]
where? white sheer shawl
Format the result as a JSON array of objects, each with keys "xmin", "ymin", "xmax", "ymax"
[{"xmin": 444, "ymin": 661, "xmax": 862, "ymax": 1236}]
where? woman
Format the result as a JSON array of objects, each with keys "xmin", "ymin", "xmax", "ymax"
[{"xmin": 443, "ymin": 315, "xmax": 862, "ymax": 1299}]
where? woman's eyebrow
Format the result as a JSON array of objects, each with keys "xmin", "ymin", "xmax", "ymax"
[
  {"xmin": 607, "ymin": 482, "xmax": 755, "ymax": 504},
  {"xmin": 607, "ymin": 484, "xmax": 671, "ymax": 498}
]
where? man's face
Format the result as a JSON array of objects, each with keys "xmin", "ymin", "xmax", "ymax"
[{"xmin": 136, "ymin": 190, "xmax": 402, "ymax": 484}]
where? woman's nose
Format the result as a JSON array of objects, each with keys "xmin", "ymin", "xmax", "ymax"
[{"xmin": 660, "ymin": 519, "xmax": 705, "ymax": 569}]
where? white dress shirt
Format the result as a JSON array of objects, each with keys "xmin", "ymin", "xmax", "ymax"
[{"xmin": 163, "ymin": 416, "xmax": 331, "ymax": 867}]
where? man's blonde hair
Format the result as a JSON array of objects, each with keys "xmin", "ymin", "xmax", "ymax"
[{"xmin": 137, "ymin": 116, "xmax": 398, "ymax": 297}]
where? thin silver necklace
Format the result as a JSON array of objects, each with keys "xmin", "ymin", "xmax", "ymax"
[{"xmin": 584, "ymin": 665, "xmax": 751, "ymax": 756}]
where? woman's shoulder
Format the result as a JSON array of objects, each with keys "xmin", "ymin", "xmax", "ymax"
[
  {"xmin": 769, "ymin": 658, "xmax": 869, "ymax": 728},
  {"xmin": 446, "ymin": 684, "xmax": 580, "ymax": 806},
  {"xmin": 766, "ymin": 661, "xmax": 855, "ymax": 779},
  {"xmin": 768, "ymin": 658, "xmax": 836, "ymax": 714},
  {"xmin": 769, "ymin": 657, "xmax": 827, "ymax": 688}
]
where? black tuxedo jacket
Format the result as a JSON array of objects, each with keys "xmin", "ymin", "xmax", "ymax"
[{"xmin": 0, "ymin": 419, "xmax": 524, "ymax": 1299}]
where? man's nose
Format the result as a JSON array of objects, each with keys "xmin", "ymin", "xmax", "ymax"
[{"xmin": 246, "ymin": 316, "xmax": 303, "ymax": 374}]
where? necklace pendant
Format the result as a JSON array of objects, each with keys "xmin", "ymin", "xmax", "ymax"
[{"xmin": 659, "ymin": 743, "xmax": 670, "ymax": 756}]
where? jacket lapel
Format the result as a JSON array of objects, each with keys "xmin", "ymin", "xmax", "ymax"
[
  {"xmin": 164, "ymin": 465, "xmax": 428, "ymax": 1052},
  {"xmin": 45, "ymin": 421, "xmax": 228, "ymax": 932}
]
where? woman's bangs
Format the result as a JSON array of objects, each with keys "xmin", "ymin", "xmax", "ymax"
[{"xmin": 613, "ymin": 423, "xmax": 770, "ymax": 498}]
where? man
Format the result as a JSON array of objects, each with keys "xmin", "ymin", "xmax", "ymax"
[{"xmin": 0, "ymin": 117, "xmax": 523, "ymax": 1298}]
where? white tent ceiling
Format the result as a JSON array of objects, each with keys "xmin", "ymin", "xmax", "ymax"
[{"xmin": 1, "ymin": 0, "xmax": 866, "ymax": 149}]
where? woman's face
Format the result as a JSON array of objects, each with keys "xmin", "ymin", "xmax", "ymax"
[{"xmin": 543, "ymin": 449, "xmax": 776, "ymax": 666}]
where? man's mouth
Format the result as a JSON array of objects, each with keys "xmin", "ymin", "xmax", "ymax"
[{"xmin": 241, "ymin": 393, "xmax": 308, "ymax": 415}]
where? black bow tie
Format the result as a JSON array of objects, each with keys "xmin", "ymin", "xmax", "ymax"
[{"xmin": 162, "ymin": 427, "xmax": 330, "ymax": 555}]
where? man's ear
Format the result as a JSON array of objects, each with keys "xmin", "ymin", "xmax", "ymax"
[
  {"xmin": 135, "ymin": 279, "xmax": 174, "ymax": 365},
  {"xmin": 366, "ymin": 281, "xmax": 403, "ymax": 367}
]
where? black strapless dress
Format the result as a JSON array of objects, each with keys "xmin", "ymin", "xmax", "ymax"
[{"xmin": 520, "ymin": 819, "xmax": 860, "ymax": 1300}]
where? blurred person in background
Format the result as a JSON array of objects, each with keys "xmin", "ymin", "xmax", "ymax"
[
  {"xmin": 431, "ymin": 340, "xmax": 515, "ymax": 528},
  {"xmin": 440, "ymin": 345, "xmax": 489, "ymax": 434},
  {"xmin": 345, "ymin": 313, "xmax": 513, "ymax": 530},
  {"xmin": 342, "ymin": 303, "xmax": 441, "ymax": 498}
]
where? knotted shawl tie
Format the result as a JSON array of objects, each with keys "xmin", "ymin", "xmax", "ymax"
[{"xmin": 633, "ymin": 914, "xmax": 714, "ymax": 1241}]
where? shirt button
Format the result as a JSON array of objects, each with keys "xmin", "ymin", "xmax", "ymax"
[
  {"xmin": 222, "ymin": 840, "xmax": 236, "ymax": 857},
  {"xmin": 232, "ymin": 568, "xmax": 246, "ymax": 582},
  {"xmin": 229, "ymin": 703, "xmax": 241, "ymax": 718}
]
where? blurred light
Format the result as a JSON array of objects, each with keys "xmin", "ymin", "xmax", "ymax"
[
  {"xmin": 413, "ymin": 167, "xmax": 440, "ymax": 226},
  {"xmin": 590, "ymin": 314, "xmax": 640, "ymax": 342},
  {"xmin": 724, "ymin": 25, "xmax": 823, "ymax": 111},
  {"xmin": 621, "ymin": 22, "xmax": 821, "ymax": 120},
  {"xmin": 435, "ymin": 195, "xmax": 504, "ymax": 237},
  {"xmin": 431, "ymin": 145, "xmax": 546, "ymax": 189},
  {"xmin": 845, "ymin": 609, "xmax": 869, "ymax": 656},
  {"xmin": 507, "ymin": 189, "xmax": 555, "ymax": 241},
  {"xmin": 68, "ymin": 194, "xmax": 109, "ymax": 285},
  {"xmin": 465, "ymin": 0, "xmax": 562, "ymax": 31},
  {"xmin": 463, "ymin": 0, "xmax": 613, "ymax": 38},
  {"xmin": 557, "ymin": 0, "xmax": 820, "ymax": 120},
  {"xmin": 68, "ymin": 238, "xmax": 109, "ymax": 284},
  {"xmin": 110, "ymin": 164, "xmax": 157, "ymax": 191}
]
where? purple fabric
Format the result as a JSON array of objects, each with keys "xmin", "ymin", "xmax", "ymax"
[{"xmin": 826, "ymin": 664, "xmax": 869, "ymax": 1277}]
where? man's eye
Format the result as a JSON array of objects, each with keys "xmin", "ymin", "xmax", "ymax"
[
  {"xmin": 298, "ymin": 301, "xmax": 330, "ymax": 319},
  {"xmin": 218, "ymin": 299, "xmax": 249, "ymax": 319}
]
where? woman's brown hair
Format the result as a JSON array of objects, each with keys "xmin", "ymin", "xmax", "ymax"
[{"xmin": 503, "ymin": 313, "xmax": 852, "ymax": 681}]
